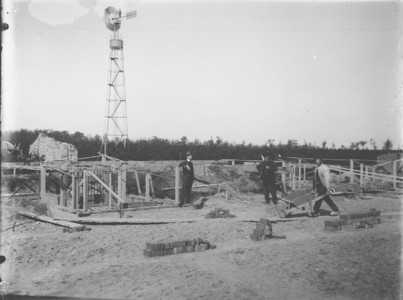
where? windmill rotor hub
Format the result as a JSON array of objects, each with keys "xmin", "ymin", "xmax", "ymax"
[{"xmin": 103, "ymin": 6, "xmax": 122, "ymax": 32}]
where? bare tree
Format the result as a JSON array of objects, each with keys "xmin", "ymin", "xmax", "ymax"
[
  {"xmin": 369, "ymin": 139, "xmax": 377, "ymax": 150},
  {"xmin": 383, "ymin": 138, "xmax": 393, "ymax": 150}
]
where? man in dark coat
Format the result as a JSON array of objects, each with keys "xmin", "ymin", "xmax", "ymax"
[
  {"xmin": 257, "ymin": 151, "xmax": 278, "ymax": 204},
  {"xmin": 178, "ymin": 151, "xmax": 194, "ymax": 207}
]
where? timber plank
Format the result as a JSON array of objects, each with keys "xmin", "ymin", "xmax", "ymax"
[
  {"xmin": 53, "ymin": 217, "xmax": 294, "ymax": 225},
  {"xmin": 18, "ymin": 211, "xmax": 84, "ymax": 229}
]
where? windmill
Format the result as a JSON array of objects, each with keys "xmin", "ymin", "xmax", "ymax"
[{"xmin": 102, "ymin": 6, "xmax": 136, "ymax": 156}]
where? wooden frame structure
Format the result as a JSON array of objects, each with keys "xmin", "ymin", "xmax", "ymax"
[{"xmin": 2, "ymin": 157, "xmax": 401, "ymax": 219}]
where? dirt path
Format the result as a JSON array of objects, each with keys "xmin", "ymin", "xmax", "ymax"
[{"xmin": 1, "ymin": 194, "xmax": 402, "ymax": 299}]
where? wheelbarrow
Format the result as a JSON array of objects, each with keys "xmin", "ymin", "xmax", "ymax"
[{"xmin": 275, "ymin": 189, "xmax": 340, "ymax": 218}]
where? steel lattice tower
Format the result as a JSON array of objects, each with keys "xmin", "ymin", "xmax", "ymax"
[
  {"xmin": 102, "ymin": 6, "xmax": 136, "ymax": 155},
  {"xmin": 104, "ymin": 30, "xmax": 128, "ymax": 147}
]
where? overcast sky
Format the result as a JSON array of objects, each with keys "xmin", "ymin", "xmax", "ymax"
[{"xmin": 2, "ymin": 0, "xmax": 402, "ymax": 149}]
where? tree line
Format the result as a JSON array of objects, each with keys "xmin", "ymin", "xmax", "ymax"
[{"xmin": 1, "ymin": 129, "xmax": 401, "ymax": 164}]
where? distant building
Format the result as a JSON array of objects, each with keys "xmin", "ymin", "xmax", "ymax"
[
  {"xmin": 29, "ymin": 133, "xmax": 78, "ymax": 162},
  {"xmin": 1, "ymin": 141, "xmax": 14, "ymax": 151}
]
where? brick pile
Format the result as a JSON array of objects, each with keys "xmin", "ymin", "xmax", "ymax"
[
  {"xmin": 361, "ymin": 180, "xmax": 393, "ymax": 192},
  {"xmin": 250, "ymin": 218, "xmax": 286, "ymax": 241},
  {"xmin": 324, "ymin": 209, "xmax": 381, "ymax": 231},
  {"xmin": 29, "ymin": 133, "xmax": 78, "ymax": 162},
  {"xmin": 143, "ymin": 238, "xmax": 217, "ymax": 257},
  {"xmin": 204, "ymin": 207, "xmax": 236, "ymax": 219}
]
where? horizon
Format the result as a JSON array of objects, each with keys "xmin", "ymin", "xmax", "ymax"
[{"xmin": 2, "ymin": 127, "xmax": 398, "ymax": 151}]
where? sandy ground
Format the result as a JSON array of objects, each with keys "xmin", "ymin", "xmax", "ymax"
[{"xmin": 1, "ymin": 193, "xmax": 402, "ymax": 300}]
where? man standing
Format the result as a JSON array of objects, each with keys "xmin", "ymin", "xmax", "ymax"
[
  {"xmin": 257, "ymin": 151, "xmax": 278, "ymax": 204},
  {"xmin": 178, "ymin": 151, "xmax": 194, "ymax": 207},
  {"xmin": 309, "ymin": 157, "xmax": 340, "ymax": 217}
]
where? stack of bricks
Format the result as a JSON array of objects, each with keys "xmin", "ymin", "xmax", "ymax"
[
  {"xmin": 143, "ymin": 238, "xmax": 217, "ymax": 257},
  {"xmin": 361, "ymin": 181, "xmax": 393, "ymax": 192},
  {"xmin": 324, "ymin": 209, "xmax": 381, "ymax": 231},
  {"xmin": 205, "ymin": 207, "xmax": 236, "ymax": 219},
  {"xmin": 250, "ymin": 218, "xmax": 275, "ymax": 241}
]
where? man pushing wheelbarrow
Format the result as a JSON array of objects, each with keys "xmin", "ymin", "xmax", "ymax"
[
  {"xmin": 273, "ymin": 156, "xmax": 341, "ymax": 218},
  {"xmin": 307, "ymin": 156, "xmax": 340, "ymax": 217}
]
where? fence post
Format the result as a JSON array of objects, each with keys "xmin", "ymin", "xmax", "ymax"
[
  {"xmin": 118, "ymin": 170, "xmax": 124, "ymax": 218},
  {"xmin": 122, "ymin": 169, "xmax": 127, "ymax": 202},
  {"xmin": 360, "ymin": 164, "xmax": 363, "ymax": 186},
  {"xmin": 175, "ymin": 166, "xmax": 180, "ymax": 205},
  {"xmin": 149, "ymin": 174, "xmax": 155, "ymax": 198},
  {"xmin": 393, "ymin": 160, "xmax": 397, "ymax": 189},
  {"xmin": 83, "ymin": 171, "xmax": 88, "ymax": 212},
  {"xmin": 145, "ymin": 173, "xmax": 150, "ymax": 201},
  {"xmin": 60, "ymin": 174, "xmax": 66, "ymax": 206},
  {"xmin": 40, "ymin": 163, "xmax": 46, "ymax": 202},
  {"xmin": 298, "ymin": 159, "xmax": 301, "ymax": 189},
  {"xmin": 350, "ymin": 160, "xmax": 354, "ymax": 183},
  {"xmin": 72, "ymin": 171, "xmax": 77, "ymax": 209},
  {"xmin": 281, "ymin": 161, "xmax": 286, "ymax": 192},
  {"xmin": 108, "ymin": 172, "xmax": 112, "ymax": 209}
]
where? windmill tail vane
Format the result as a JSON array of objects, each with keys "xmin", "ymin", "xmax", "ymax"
[
  {"xmin": 125, "ymin": 10, "xmax": 137, "ymax": 19},
  {"xmin": 111, "ymin": 10, "xmax": 137, "ymax": 21}
]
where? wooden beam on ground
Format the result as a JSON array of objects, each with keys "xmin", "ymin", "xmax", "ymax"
[
  {"xmin": 127, "ymin": 195, "xmax": 147, "ymax": 201},
  {"xmin": 53, "ymin": 217, "xmax": 296, "ymax": 225},
  {"xmin": 18, "ymin": 211, "xmax": 84, "ymax": 229}
]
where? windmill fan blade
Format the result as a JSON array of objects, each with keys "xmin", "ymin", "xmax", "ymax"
[{"xmin": 103, "ymin": 6, "xmax": 121, "ymax": 31}]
